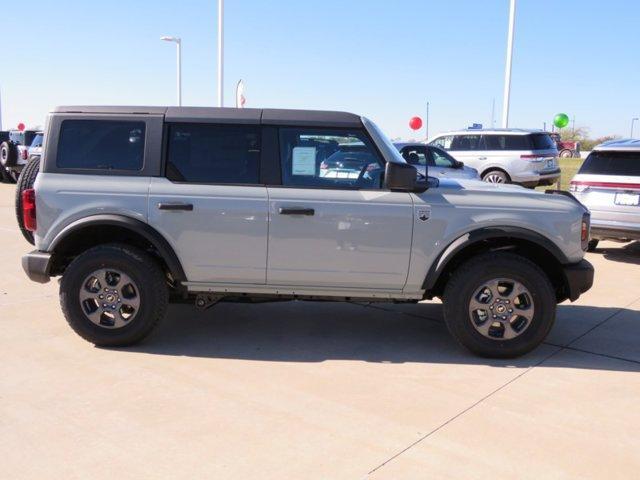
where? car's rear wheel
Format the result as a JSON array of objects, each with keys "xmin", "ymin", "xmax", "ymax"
[
  {"xmin": 15, "ymin": 157, "xmax": 40, "ymax": 245},
  {"xmin": 443, "ymin": 252, "xmax": 556, "ymax": 358},
  {"xmin": 482, "ymin": 169, "xmax": 510, "ymax": 184},
  {"xmin": 559, "ymin": 149, "xmax": 573, "ymax": 158},
  {"xmin": 60, "ymin": 244, "xmax": 169, "ymax": 347}
]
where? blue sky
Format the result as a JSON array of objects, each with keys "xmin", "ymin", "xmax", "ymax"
[{"xmin": 1, "ymin": 0, "xmax": 638, "ymax": 139}]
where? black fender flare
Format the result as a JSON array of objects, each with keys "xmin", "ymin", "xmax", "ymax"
[
  {"xmin": 49, "ymin": 214, "xmax": 186, "ymax": 282},
  {"xmin": 422, "ymin": 226, "xmax": 570, "ymax": 291}
]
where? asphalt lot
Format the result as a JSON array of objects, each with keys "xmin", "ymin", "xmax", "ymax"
[{"xmin": 1, "ymin": 183, "xmax": 639, "ymax": 479}]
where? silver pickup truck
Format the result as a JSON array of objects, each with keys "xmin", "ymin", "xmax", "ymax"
[{"xmin": 21, "ymin": 106, "xmax": 594, "ymax": 357}]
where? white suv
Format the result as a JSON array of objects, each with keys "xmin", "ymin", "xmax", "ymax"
[
  {"xmin": 429, "ymin": 129, "xmax": 560, "ymax": 187},
  {"xmin": 569, "ymin": 139, "xmax": 640, "ymax": 250}
]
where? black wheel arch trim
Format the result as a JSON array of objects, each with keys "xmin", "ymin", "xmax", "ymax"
[
  {"xmin": 422, "ymin": 226, "xmax": 571, "ymax": 291},
  {"xmin": 48, "ymin": 214, "xmax": 186, "ymax": 283}
]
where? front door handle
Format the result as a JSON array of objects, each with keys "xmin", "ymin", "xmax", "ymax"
[
  {"xmin": 478, "ymin": 157, "xmax": 487, "ymax": 160},
  {"xmin": 158, "ymin": 203, "xmax": 194, "ymax": 211},
  {"xmin": 279, "ymin": 207, "xmax": 315, "ymax": 216}
]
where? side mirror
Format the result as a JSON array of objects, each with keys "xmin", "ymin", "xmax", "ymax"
[
  {"xmin": 385, "ymin": 161, "xmax": 426, "ymax": 192},
  {"xmin": 455, "ymin": 160, "xmax": 464, "ymax": 169}
]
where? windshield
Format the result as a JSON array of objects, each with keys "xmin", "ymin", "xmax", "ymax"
[{"xmin": 362, "ymin": 117, "xmax": 407, "ymax": 164}]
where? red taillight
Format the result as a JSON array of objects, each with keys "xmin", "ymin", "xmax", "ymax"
[
  {"xmin": 22, "ymin": 189, "xmax": 37, "ymax": 232},
  {"xmin": 581, "ymin": 220, "xmax": 588, "ymax": 242},
  {"xmin": 569, "ymin": 180, "xmax": 640, "ymax": 191},
  {"xmin": 21, "ymin": 148, "xmax": 28, "ymax": 160},
  {"xmin": 520, "ymin": 154, "xmax": 540, "ymax": 159}
]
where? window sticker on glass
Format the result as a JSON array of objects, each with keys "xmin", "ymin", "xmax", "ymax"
[{"xmin": 292, "ymin": 146, "xmax": 316, "ymax": 175}]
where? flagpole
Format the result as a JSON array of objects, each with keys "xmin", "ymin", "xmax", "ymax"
[
  {"xmin": 217, "ymin": 0, "xmax": 224, "ymax": 107},
  {"xmin": 502, "ymin": 0, "xmax": 516, "ymax": 128}
]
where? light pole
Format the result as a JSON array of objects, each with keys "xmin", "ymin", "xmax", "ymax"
[
  {"xmin": 160, "ymin": 36, "xmax": 182, "ymax": 106},
  {"xmin": 501, "ymin": 0, "xmax": 516, "ymax": 128},
  {"xmin": 217, "ymin": 0, "xmax": 224, "ymax": 107},
  {"xmin": 425, "ymin": 101, "xmax": 430, "ymax": 140},
  {"xmin": 631, "ymin": 117, "xmax": 639, "ymax": 138}
]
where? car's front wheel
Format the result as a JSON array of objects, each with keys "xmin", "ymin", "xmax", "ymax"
[
  {"xmin": 60, "ymin": 244, "xmax": 169, "ymax": 347},
  {"xmin": 442, "ymin": 252, "xmax": 556, "ymax": 358}
]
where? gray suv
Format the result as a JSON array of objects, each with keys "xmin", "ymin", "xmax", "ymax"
[{"xmin": 21, "ymin": 106, "xmax": 594, "ymax": 358}]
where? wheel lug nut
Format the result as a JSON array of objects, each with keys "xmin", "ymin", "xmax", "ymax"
[{"xmin": 493, "ymin": 315, "xmax": 497, "ymax": 319}]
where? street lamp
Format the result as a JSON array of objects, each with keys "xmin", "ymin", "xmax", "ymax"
[
  {"xmin": 631, "ymin": 117, "xmax": 639, "ymax": 139},
  {"xmin": 501, "ymin": 0, "xmax": 516, "ymax": 128},
  {"xmin": 160, "ymin": 36, "xmax": 182, "ymax": 106},
  {"xmin": 217, "ymin": 0, "xmax": 224, "ymax": 107}
]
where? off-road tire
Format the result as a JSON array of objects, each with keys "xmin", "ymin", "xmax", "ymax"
[
  {"xmin": 15, "ymin": 157, "xmax": 40, "ymax": 244},
  {"xmin": 442, "ymin": 252, "xmax": 556, "ymax": 358},
  {"xmin": 559, "ymin": 149, "xmax": 573, "ymax": 158},
  {"xmin": 60, "ymin": 244, "xmax": 169, "ymax": 347},
  {"xmin": 0, "ymin": 141, "xmax": 17, "ymax": 168}
]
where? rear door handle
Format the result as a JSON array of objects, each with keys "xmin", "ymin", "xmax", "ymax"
[
  {"xmin": 158, "ymin": 203, "xmax": 194, "ymax": 211},
  {"xmin": 478, "ymin": 157, "xmax": 487, "ymax": 160},
  {"xmin": 279, "ymin": 207, "xmax": 315, "ymax": 216}
]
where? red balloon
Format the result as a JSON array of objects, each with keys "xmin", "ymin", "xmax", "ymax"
[
  {"xmin": 17, "ymin": 123, "xmax": 26, "ymax": 131},
  {"xmin": 409, "ymin": 116, "xmax": 423, "ymax": 131}
]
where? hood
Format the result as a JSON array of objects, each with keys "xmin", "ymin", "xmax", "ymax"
[{"xmin": 432, "ymin": 178, "xmax": 587, "ymax": 213}]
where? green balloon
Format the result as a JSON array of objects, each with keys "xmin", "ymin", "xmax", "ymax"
[{"xmin": 554, "ymin": 113, "xmax": 569, "ymax": 129}]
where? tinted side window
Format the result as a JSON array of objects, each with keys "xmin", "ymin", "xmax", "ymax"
[
  {"xmin": 484, "ymin": 135, "xmax": 532, "ymax": 150},
  {"xmin": 57, "ymin": 120, "xmax": 145, "ymax": 170},
  {"xmin": 166, "ymin": 123, "xmax": 260, "ymax": 184},
  {"xmin": 431, "ymin": 135, "xmax": 453, "ymax": 150},
  {"xmin": 530, "ymin": 133, "xmax": 556, "ymax": 150},
  {"xmin": 429, "ymin": 147, "xmax": 456, "ymax": 167},
  {"xmin": 579, "ymin": 151, "xmax": 640, "ymax": 176},
  {"xmin": 450, "ymin": 135, "xmax": 483, "ymax": 151},
  {"xmin": 400, "ymin": 146, "xmax": 428, "ymax": 166},
  {"xmin": 279, "ymin": 128, "xmax": 383, "ymax": 189}
]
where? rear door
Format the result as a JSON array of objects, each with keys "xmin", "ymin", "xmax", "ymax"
[
  {"xmin": 266, "ymin": 127, "xmax": 414, "ymax": 290},
  {"xmin": 148, "ymin": 122, "xmax": 268, "ymax": 284},
  {"xmin": 447, "ymin": 134, "xmax": 486, "ymax": 169}
]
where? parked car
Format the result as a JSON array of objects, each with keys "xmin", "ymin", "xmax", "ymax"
[
  {"xmin": 394, "ymin": 142, "xmax": 480, "ymax": 180},
  {"xmin": 428, "ymin": 129, "xmax": 560, "ymax": 187},
  {"xmin": 550, "ymin": 132, "xmax": 580, "ymax": 158},
  {"xmin": 21, "ymin": 106, "xmax": 593, "ymax": 358},
  {"xmin": 0, "ymin": 129, "xmax": 39, "ymax": 182},
  {"xmin": 569, "ymin": 139, "xmax": 640, "ymax": 250},
  {"xmin": 27, "ymin": 132, "xmax": 44, "ymax": 162}
]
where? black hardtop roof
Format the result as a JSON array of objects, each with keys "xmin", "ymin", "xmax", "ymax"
[{"xmin": 52, "ymin": 106, "xmax": 362, "ymax": 128}]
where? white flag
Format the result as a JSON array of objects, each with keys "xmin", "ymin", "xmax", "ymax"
[{"xmin": 235, "ymin": 80, "xmax": 246, "ymax": 108}]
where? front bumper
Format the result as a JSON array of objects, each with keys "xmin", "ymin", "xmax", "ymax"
[
  {"xmin": 22, "ymin": 250, "xmax": 53, "ymax": 284},
  {"xmin": 562, "ymin": 259, "xmax": 594, "ymax": 302}
]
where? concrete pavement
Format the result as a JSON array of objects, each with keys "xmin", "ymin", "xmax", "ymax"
[{"xmin": 1, "ymin": 183, "xmax": 639, "ymax": 479}]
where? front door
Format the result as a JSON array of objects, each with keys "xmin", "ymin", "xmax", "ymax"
[
  {"xmin": 148, "ymin": 122, "xmax": 268, "ymax": 284},
  {"xmin": 266, "ymin": 127, "xmax": 414, "ymax": 290}
]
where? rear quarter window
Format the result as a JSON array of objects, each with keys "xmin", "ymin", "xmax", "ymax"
[
  {"xmin": 56, "ymin": 120, "xmax": 145, "ymax": 171},
  {"xmin": 483, "ymin": 135, "xmax": 531, "ymax": 150},
  {"xmin": 579, "ymin": 151, "xmax": 640, "ymax": 176},
  {"xmin": 530, "ymin": 134, "xmax": 556, "ymax": 150}
]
